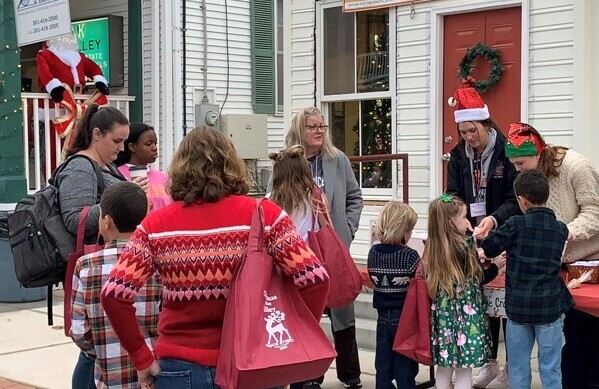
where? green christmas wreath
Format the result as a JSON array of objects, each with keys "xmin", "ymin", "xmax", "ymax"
[{"xmin": 458, "ymin": 43, "xmax": 504, "ymax": 93}]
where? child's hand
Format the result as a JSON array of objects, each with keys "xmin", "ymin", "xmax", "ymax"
[
  {"xmin": 477, "ymin": 247, "xmax": 487, "ymax": 263},
  {"xmin": 491, "ymin": 253, "xmax": 506, "ymax": 269}
]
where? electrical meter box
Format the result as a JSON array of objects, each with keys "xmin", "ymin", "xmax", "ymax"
[{"xmin": 220, "ymin": 114, "xmax": 268, "ymax": 159}]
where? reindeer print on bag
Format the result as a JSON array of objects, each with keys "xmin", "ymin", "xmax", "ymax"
[{"xmin": 263, "ymin": 291, "xmax": 294, "ymax": 350}]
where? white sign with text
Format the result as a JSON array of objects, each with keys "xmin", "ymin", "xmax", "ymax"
[
  {"xmin": 13, "ymin": 0, "xmax": 72, "ymax": 46},
  {"xmin": 485, "ymin": 287, "xmax": 507, "ymax": 318}
]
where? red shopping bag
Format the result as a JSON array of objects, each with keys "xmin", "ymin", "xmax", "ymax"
[
  {"xmin": 63, "ymin": 206, "xmax": 102, "ymax": 336},
  {"xmin": 307, "ymin": 188, "xmax": 362, "ymax": 308},
  {"xmin": 392, "ymin": 265, "xmax": 433, "ymax": 365},
  {"xmin": 215, "ymin": 200, "xmax": 336, "ymax": 389}
]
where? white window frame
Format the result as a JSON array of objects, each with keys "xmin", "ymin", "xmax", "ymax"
[
  {"xmin": 275, "ymin": 0, "xmax": 285, "ymax": 114},
  {"xmin": 316, "ymin": 1, "xmax": 397, "ymax": 200}
]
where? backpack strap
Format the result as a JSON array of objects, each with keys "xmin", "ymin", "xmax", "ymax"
[{"xmin": 50, "ymin": 154, "xmax": 105, "ymax": 202}]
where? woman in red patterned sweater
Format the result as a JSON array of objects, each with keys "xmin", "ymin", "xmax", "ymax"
[{"xmin": 101, "ymin": 126, "xmax": 330, "ymax": 389}]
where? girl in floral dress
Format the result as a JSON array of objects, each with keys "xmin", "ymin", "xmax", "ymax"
[{"xmin": 424, "ymin": 194, "xmax": 505, "ymax": 389}]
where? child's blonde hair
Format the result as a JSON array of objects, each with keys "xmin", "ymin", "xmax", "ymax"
[
  {"xmin": 424, "ymin": 194, "xmax": 482, "ymax": 299},
  {"xmin": 374, "ymin": 201, "xmax": 417, "ymax": 245}
]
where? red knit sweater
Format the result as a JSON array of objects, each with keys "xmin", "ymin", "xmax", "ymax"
[{"xmin": 101, "ymin": 196, "xmax": 329, "ymax": 370}]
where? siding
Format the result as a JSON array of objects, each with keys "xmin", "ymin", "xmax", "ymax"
[
  {"xmin": 70, "ymin": 1, "xmax": 129, "ymax": 96},
  {"xmin": 289, "ymin": 0, "xmax": 577, "ymax": 260}
]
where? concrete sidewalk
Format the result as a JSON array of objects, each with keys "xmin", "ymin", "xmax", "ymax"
[{"xmin": 0, "ymin": 291, "xmax": 540, "ymax": 388}]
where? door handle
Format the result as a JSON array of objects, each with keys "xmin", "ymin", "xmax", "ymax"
[
  {"xmin": 442, "ymin": 153, "xmax": 451, "ymax": 162},
  {"xmin": 444, "ymin": 136, "xmax": 453, "ymax": 144}
]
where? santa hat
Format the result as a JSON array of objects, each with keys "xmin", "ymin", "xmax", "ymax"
[
  {"xmin": 448, "ymin": 77, "xmax": 490, "ymax": 123},
  {"xmin": 505, "ymin": 122, "xmax": 546, "ymax": 157}
]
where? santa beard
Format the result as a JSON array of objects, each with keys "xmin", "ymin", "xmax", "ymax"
[{"xmin": 46, "ymin": 33, "xmax": 79, "ymax": 52}]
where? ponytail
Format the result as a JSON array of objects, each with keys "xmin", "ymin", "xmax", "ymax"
[{"xmin": 66, "ymin": 104, "xmax": 129, "ymax": 157}]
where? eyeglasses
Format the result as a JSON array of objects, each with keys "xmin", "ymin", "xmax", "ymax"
[{"xmin": 305, "ymin": 124, "xmax": 329, "ymax": 133}]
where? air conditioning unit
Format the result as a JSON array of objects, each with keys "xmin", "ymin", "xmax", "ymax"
[{"xmin": 220, "ymin": 114, "xmax": 268, "ymax": 159}]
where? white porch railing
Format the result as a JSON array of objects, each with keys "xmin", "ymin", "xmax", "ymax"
[{"xmin": 21, "ymin": 93, "xmax": 135, "ymax": 194}]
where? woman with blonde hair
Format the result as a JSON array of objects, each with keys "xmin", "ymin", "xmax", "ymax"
[
  {"xmin": 285, "ymin": 107, "xmax": 363, "ymax": 389},
  {"xmin": 425, "ymin": 194, "xmax": 504, "ymax": 389},
  {"xmin": 102, "ymin": 126, "xmax": 330, "ymax": 389}
]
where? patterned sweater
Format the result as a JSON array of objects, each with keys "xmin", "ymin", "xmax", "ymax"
[
  {"xmin": 101, "ymin": 196, "xmax": 328, "ymax": 370},
  {"xmin": 546, "ymin": 150, "xmax": 599, "ymax": 262},
  {"xmin": 367, "ymin": 244, "xmax": 420, "ymax": 310}
]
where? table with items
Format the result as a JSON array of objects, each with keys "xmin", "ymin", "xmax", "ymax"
[{"xmin": 484, "ymin": 271, "xmax": 599, "ymax": 318}]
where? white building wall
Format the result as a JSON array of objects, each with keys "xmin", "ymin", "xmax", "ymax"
[{"xmin": 290, "ymin": 0, "xmax": 579, "ymax": 260}]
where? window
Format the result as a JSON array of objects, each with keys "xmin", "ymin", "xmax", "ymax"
[
  {"xmin": 251, "ymin": 0, "xmax": 284, "ymax": 114},
  {"xmin": 319, "ymin": 4, "xmax": 394, "ymax": 192}
]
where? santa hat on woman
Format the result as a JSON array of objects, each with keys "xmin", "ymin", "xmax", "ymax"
[
  {"xmin": 505, "ymin": 122, "xmax": 547, "ymax": 157},
  {"xmin": 448, "ymin": 77, "xmax": 490, "ymax": 123}
]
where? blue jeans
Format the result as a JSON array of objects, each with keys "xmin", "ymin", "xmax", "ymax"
[
  {"xmin": 506, "ymin": 317, "xmax": 563, "ymax": 389},
  {"xmin": 155, "ymin": 359, "xmax": 283, "ymax": 389},
  {"xmin": 375, "ymin": 309, "xmax": 418, "ymax": 389},
  {"xmin": 72, "ymin": 351, "xmax": 95, "ymax": 389}
]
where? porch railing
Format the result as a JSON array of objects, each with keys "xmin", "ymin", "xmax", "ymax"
[
  {"xmin": 357, "ymin": 51, "xmax": 389, "ymax": 91},
  {"xmin": 21, "ymin": 93, "xmax": 135, "ymax": 193}
]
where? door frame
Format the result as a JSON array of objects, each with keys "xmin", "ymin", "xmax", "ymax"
[{"xmin": 429, "ymin": 0, "xmax": 530, "ymax": 198}]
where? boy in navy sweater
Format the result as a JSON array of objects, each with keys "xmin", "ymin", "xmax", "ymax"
[{"xmin": 368, "ymin": 201, "xmax": 420, "ymax": 389}]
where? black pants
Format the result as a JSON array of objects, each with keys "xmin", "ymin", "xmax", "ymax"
[
  {"xmin": 290, "ymin": 325, "xmax": 361, "ymax": 388},
  {"xmin": 489, "ymin": 316, "xmax": 508, "ymax": 360},
  {"xmin": 562, "ymin": 309, "xmax": 599, "ymax": 388}
]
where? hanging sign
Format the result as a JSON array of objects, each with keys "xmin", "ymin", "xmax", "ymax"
[
  {"xmin": 343, "ymin": 0, "xmax": 431, "ymax": 13},
  {"xmin": 13, "ymin": 0, "xmax": 72, "ymax": 46}
]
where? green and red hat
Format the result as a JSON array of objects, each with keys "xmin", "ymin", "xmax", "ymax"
[{"xmin": 505, "ymin": 122, "xmax": 546, "ymax": 157}]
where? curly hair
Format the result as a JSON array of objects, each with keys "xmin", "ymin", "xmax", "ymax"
[
  {"xmin": 168, "ymin": 126, "xmax": 250, "ymax": 205},
  {"xmin": 268, "ymin": 145, "xmax": 316, "ymax": 215},
  {"xmin": 285, "ymin": 107, "xmax": 339, "ymax": 159}
]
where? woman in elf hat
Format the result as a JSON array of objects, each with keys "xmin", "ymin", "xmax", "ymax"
[
  {"xmin": 446, "ymin": 79, "xmax": 520, "ymax": 388},
  {"xmin": 505, "ymin": 122, "xmax": 599, "ymax": 389}
]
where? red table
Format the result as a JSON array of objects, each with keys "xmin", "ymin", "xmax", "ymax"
[{"xmin": 484, "ymin": 271, "xmax": 599, "ymax": 318}]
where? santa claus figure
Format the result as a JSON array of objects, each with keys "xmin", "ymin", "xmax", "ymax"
[
  {"xmin": 34, "ymin": 32, "xmax": 110, "ymax": 172},
  {"xmin": 37, "ymin": 33, "xmax": 108, "ymax": 103},
  {"xmin": 37, "ymin": 32, "xmax": 109, "ymax": 103}
]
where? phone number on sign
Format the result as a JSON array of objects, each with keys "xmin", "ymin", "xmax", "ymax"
[{"xmin": 32, "ymin": 15, "xmax": 59, "ymax": 26}]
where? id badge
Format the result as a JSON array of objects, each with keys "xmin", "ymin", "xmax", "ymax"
[{"xmin": 470, "ymin": 202, "xmax": 487, "ymax": 217}]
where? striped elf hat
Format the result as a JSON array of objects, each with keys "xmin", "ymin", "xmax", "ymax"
[{"xmin": 505, "ymin": 122, "xmax": 546, "ymax": 157}]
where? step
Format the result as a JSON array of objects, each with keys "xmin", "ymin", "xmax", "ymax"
[
  {"xmin": 320, "ymin": 316, "xmax": 377, "ymax": 351},
  {"xmin": 354, "ymin": 292, "xmax": 377, "ymax": 321}
]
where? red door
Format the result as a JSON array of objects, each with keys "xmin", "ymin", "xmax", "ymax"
[{"xmin": 442, "ymin": 7, "xmax": 521, "ymax": 185}]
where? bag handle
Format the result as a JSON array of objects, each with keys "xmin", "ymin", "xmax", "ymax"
[
  {"xmin": 76, "ymin": 206, "xmax": 91, "ymax": 253},
  {"xmin": 310, "ymin": 188, "xmax": 333, "ymax": 231}
]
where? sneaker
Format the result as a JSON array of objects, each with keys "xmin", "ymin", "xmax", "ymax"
[
  {"xmin": 472, "ymin": 361, "xmax": 500, "ymax": 388},
  {"xmin": 343, "ymin": 381, "xmax": 362, "ymax": 389},
  {"xmin": 303, "ymin": 382, "xmax": 321, "ymax": 389},
  {"xmin": 486, "ymin": 367, "xmax": 509, "ymax": 389}
]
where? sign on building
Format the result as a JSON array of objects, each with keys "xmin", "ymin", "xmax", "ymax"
[
  {"xmin": 342, "ymin": 0, "xmax": 430, "ymax": 13},
  {"xmin": 13, "ymin": 0, "xmax": 72, "ymax": 46},
  {"xmin": 71, "ymin": 16, "xmax": 124, "ymax": 87}
]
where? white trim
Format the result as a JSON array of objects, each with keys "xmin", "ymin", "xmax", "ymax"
[
  {"xmin": 429, "ymin": 0, "xmax": 527, "ymax": 200},
  {"xmin": 454, "ymin": 105, "xmax": 490, "ymax": 123},
  {"xmin": 93, "ymin": 75, "xmax": 108, "ymax": 85},
  {"xmin": 283, "ymin": 0, "xmax": 292, "ymax": 131},
  {"xmin": 0, "ymin": 203, "xmax": 16, "ymax": 212},
  {"xmin": 320, "ymin": 91, "xmax": 393, "ymax": 102},
  {"xmin": 520, "ymin": 0, "xmax": 530, "ymax": 123},
  {"xmin": 45, "ymin": 78, "xmax": 62, "ymax": 93},
  {"xmin": 151, "ymin": 0, "xmax": 161, "ymax": 169}
]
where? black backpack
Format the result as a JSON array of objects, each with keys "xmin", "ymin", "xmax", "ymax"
[{"xmin": 8, "ymin": 155, "xmax": 104, "ymax": 289}]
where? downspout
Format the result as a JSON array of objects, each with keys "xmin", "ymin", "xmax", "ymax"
[
  {"xmin": 201, "ymin": 0, "xmax": 209, "ymax": 104},
  {"xmin": 182, "ymin": 0, "xmax": 188, "ymax": 135}
]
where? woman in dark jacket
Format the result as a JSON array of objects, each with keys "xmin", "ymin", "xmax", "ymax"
[{"xmin": 445, "ymin": 80, "xmax": 520, "ymax": 388}]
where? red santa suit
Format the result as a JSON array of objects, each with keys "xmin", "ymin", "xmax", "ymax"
[{"xmin": 35, "ymin": 34, "xmax": 108, "ymax": 170}]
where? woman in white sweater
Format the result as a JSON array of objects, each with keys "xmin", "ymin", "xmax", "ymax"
[{"xmin": 504, "ymin": 122, "xmax": 599, "ymax": 389}]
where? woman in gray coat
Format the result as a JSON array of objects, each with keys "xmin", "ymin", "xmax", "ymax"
[{"xmin": 285, "ymin": 107, "xmax": 364, "ymax": 389}]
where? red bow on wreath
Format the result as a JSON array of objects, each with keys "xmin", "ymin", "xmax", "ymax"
[{"xmin": 52, "ymin": 83, "xmax": 108, "ymax": 159}]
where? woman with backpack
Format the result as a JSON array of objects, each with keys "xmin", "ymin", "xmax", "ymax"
[
  {"xmin": 54, "ymin": 104, "xmax": 139, "ymax": 389},
  {"xmin": 56, "ymin": 104, "xmax": 140, "ymax": 243}
]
